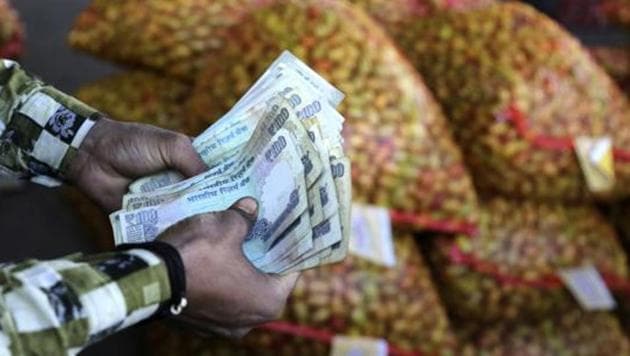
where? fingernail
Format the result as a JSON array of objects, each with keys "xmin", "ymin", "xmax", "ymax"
[{"xmin": 233, "ymin": 197, "xmax": 258, "ymax": 216}]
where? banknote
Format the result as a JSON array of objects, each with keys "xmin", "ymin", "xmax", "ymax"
[
  {"xmin": 278, "ymin": 152, "xmax": 352, "ymax": 273},
  {"xmin": 112, "ymin": 127, "xmax": 310, "ymax": 263},
  {"xmin": 316, "ymin": 155, "xmax": 353, "ymax": 265},
  {"xmin": 129, "ymin": 56, "xmax": 343, "ymax": 194},
  {"xmin": 257, "ymin": 120, "xmax": 341, "ymax": 269},
  {"xmin": 269, "ymin": 214, "xmax": 343, "ymax": 273},
  {"xmin": 113, "ymin": 51, "xmax": 350, "ymax": 273},
  {"xmin": 121, "ymin": 98, "xmax": 325, "ymax": 265},
  {"xmin": 124, "ymin": 95, "xmax": 322, "ymax": 202}
]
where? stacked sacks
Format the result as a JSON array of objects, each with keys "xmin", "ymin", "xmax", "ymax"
[
  {"xmin": 429, "ymin": 197, "xmax": 629, "ymax": 322},
  {"xmin": 184, "ymin": 0, "xmax": 480, "ymax": 234},
  {"xmin": 456, "ymin": 309, "xmax": 630, "ymax": 355},
  {"xmin": 67, "ymin": 0, "xmax": 253, "ymax": 81},
  {"xmin": 67, "ymin": 0, "xmax": 494, "ymax": 81},
  {"xmin": 66, "ymin": 71, "xmax": 192, "ymax": 249},
  {"xmin": 394, "ymin": 2, "xmax": 630, "ymax": 201},
  {"xmin": 147, "ymin": 232, "xmax": 459, "ymax": 355},
  {"xmin": 0, "ymin": 0, "xmax": 23, "ymax": 59},
  {"xmin": 68, "ymin": 0, "xmax": 480, "ymax": 235}
]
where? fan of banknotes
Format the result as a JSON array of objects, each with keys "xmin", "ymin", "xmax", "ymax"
[{"xmin": 109, "ymin": 51, "xmax": 352, "ymax": 274}]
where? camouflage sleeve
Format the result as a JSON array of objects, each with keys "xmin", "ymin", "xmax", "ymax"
[
  {"xmin": 0, "ymin": 249, "xmax": 171, "ymax": 355},
  {"xmin": 0, "ymin": 59, "xmax": 100, "ymax": 186}
]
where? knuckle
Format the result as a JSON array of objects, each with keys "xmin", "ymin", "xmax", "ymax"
[{"xmin": 170, "ymin": 132, "xmax": 192, "ymax": 150}]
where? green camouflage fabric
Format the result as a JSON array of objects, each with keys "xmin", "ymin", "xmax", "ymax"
[
  {"xmin": 0, "ymin": 250, "xmax": 171, "ymax": 355},
  {"xmin": 0, "ymin": 59, "xmax": 172, "ymax": 354},
  {"xmin": 0, "ymin": 59, "xmax": 100, "ymax": 186}
]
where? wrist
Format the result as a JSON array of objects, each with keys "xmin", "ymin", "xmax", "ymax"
[
  {"xmin": 64, "ymin": 116, "xmax": 111, "ymax": 184},
  {"xmin": 117, "ymin": 241, "xmax": 188, "ymax": 317}
]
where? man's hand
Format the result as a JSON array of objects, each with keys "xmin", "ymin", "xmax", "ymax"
[
  {"xmin": 66, "ymin": 117, "xmax": 207, "ymax": 211},
  {"xmin": 159, "ymin": 198, "xmax": 299, "ymax": 338}
]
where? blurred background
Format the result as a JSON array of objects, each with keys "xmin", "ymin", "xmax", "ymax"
[{"xmin": 1, "ymin": 0, "xmax": 629, "ymax": 355}]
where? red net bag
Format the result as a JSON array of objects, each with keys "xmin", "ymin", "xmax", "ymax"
[
  {"xmin": 65, "ymin": 71, "xmax": 192, "ymax": 249},
  {"xmin": 429, "ymin": 197, "xmax": 629, "ymax": 322},
  {"xmin": 146, "ymin": 232, "xmax": 459, "ymax": 355},
  {"xmin": 183, "ymin": 0, "xmax": 478, "ymax": 234},
  {"xmin": 456, "ymin": 309, "xmax": 630, "ymax": 355},
  {"xmin": 394, "ymin": 2, "xmax": 630, "ymax": 201},
  {"xmin": 0, "ymin": 0, "xmax": 24, "ymax": 59}
]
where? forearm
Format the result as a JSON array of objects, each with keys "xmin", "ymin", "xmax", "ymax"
[
  {"xmin": 0, "ymin": 59, "xmax": 100, "ymax": 185},
  {"xmin": 0, "ymin": 249, "xmax": 171, "ymax": 355}
]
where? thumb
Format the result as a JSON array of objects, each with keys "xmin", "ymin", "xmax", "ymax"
[
  {"xmin": 226, "ymin": 197, "xmax": 259, "ymax": 249},
  {"xmin": 230, "ymin": 197, "xmax": 259, "ymax": 221},
  {"xmin": 160, "ymin": 133, "xmax": 207, "ymax": 177}
]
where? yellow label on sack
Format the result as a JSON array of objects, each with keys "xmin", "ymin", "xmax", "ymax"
[
  {"xmin": 330, "ymin": 336, "xmax": 388, "ymax": 356},
  {"xmin": 575, "ymin": 136, "xmax": 615, "ymax": 193},
  {"xmin": 349, "ymin": 203, "xmax": 396, "ymax": 267}
]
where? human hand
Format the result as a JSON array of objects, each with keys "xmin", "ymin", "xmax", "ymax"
[
  {"xmin": 159, "ymin": 197, "xmax": 300, "ymax": 338},
  {"xmin": 66, "ymin": 117, "xmax": 206, "ymax": 212}
]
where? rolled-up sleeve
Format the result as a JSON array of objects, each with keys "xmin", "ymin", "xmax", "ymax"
[
  {"xmin": 0, "ymin": 59, "xmax": 100, "ymax": 186},
  {"xmin": 0, "ymin": 250, "xmax": 171, "ymax": 355}
]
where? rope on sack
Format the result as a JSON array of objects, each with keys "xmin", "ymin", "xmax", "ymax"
[
  {"xmin": 389, "ymin": 209, "xmax": 478, "ymax": 236},
  {"xmin": 260, "ymin": 321, "xmax": 423, "ymax": 356},
  {"xmin": 448, "ymin": 243, "xmax": 630, "ymax": 295},
  {"xmin": 504, "ymin": 104, "xmax": 630, "ymax": 161}
]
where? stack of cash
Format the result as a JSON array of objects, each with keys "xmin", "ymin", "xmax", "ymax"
[{"xmin": 110, "ymin": 52, "xmax": 352, "ymax": 274}]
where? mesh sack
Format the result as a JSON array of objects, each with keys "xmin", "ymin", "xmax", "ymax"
[
  {"xmin": 69, "ymin": 0, "xmax": 480, "ymax": 235},
  {"xmin": 429, "ymin": 196, "xmax": 629, "ymax": 322},
  {"xmin": 67, "ymin": 0, "xmax": 494, "ymax": 80},
  {"xmin": 74, "ymin": 71, "xmax": 191, "ymax": 132},
  {"xmin": 394, "ymin": 2, "xmax": 630, "ymax": 201},
  {"xmin": 0, "ymin": 0, "xmax": 23, "ymax": 59},
  {"xmin": 146, "ymin": 232, "xmax": 459, "ymax": 355},
  {"xmin": 456, "ymin": 309, "xmax": 630, "ymax": 355},
  {"xmin": 68, "ymin": 0, "xmax": 264, "ymax": 82},
  {"xmin": 65, "ymin": 71, "xmax": 192, "ymax": 249},
  {"xmin": 177, "ymin": 0, "xmax": 478, "ymax": 234}
]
